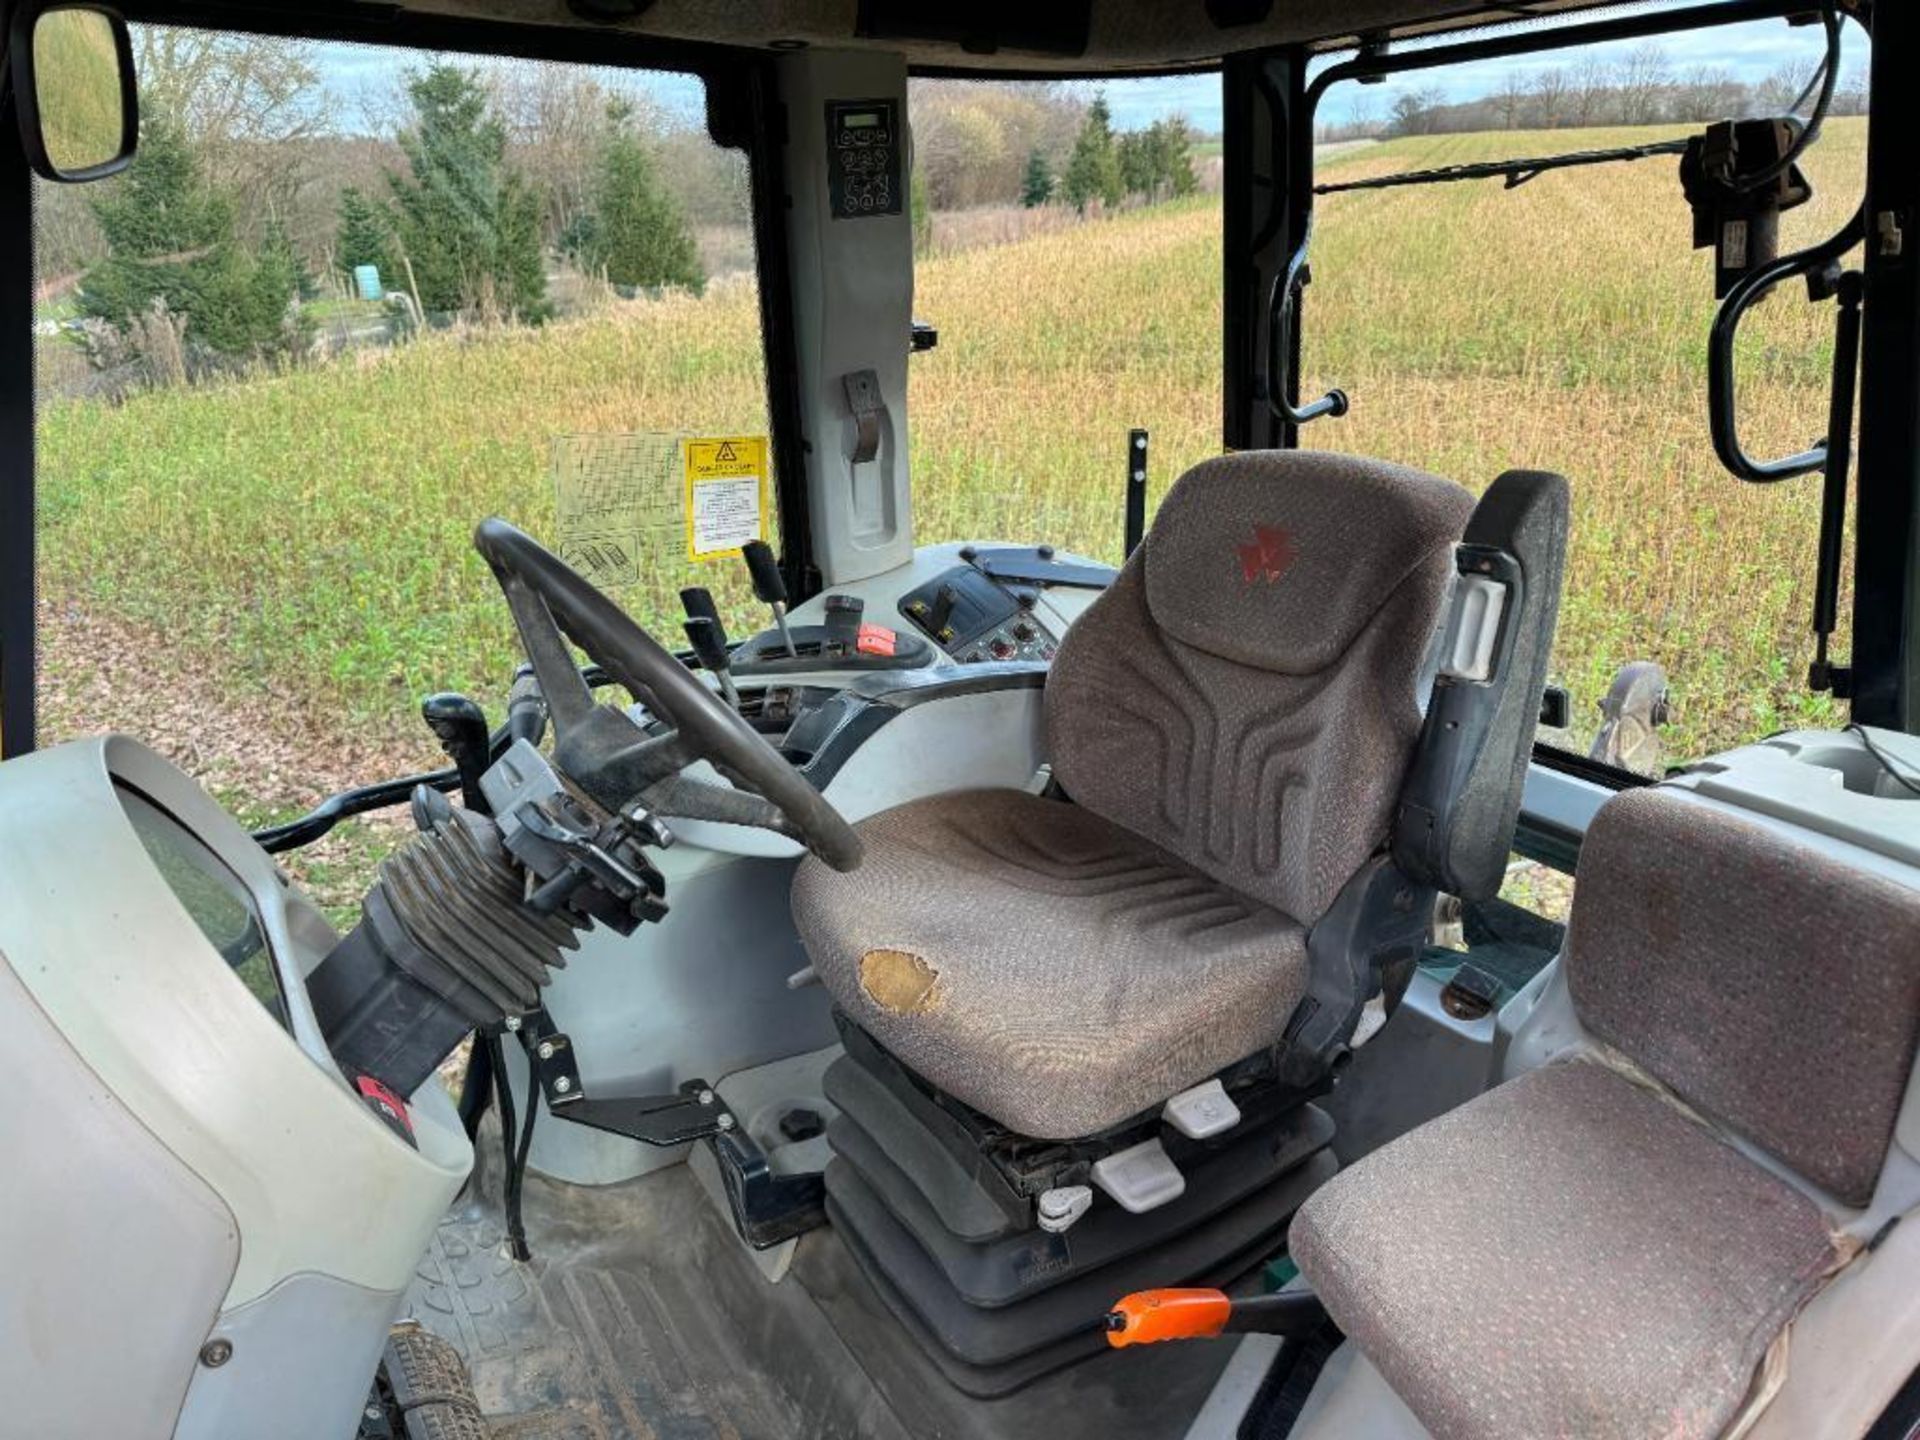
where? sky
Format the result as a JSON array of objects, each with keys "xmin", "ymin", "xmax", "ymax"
[{"xmin": 311, "ymin": 3, "xmax": 1856, "ymax": 138}]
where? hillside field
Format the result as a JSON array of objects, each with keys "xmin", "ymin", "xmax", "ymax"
[{"xmin": 33, "ymin": 121, "xmax": 1864, "ymax": 908}]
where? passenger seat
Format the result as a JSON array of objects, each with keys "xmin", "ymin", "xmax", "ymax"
[{"xmin": 1289, "ymin": 785, "xmax": 1920, "ymax": 1440}]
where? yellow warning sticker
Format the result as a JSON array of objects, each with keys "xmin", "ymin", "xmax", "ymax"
[{"xmin": 683, "ymin": 435, "xmax": 770, "ymax": 562}]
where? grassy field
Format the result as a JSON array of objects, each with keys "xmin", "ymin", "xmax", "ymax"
[{"xmin": 36, "ymin": 121, "xmax": 1864, "ymax": 856}]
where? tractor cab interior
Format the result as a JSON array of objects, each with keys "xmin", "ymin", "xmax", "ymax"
[{"xmin": 3, "ymin": 2, "xmax": 1919, "ymax": 1439}]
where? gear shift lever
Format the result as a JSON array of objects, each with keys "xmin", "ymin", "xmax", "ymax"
[
  {"xmin": 680, "ymin": 585, "xmax": 722, "ymax": 629},
  {"xmin": 683, "ymin": 617, "xmax": 741, "ymax": 709},
  {"xmin": 741, "ymin": 540, "xmax": 798, "ymax": 658},
  {"xmin": 680, "ymin": 588, "xmax": 741, "ymax": 709}
]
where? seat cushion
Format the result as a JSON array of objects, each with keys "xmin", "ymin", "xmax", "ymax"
[
  {"xmin": 1290, "ymin": 1059, "xmax": 1839, "ymax": 1440},
  {"xmin": 791, "ymin": 789, "xmax": 1308, "ymax": 1139}
]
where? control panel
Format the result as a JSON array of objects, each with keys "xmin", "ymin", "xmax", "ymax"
[
  {"xmin": 827, "ymin": 99, "xmax": 902, "ymax": 219},
  {"xmin": 899, "ymin": 564, "xmax": 1061, "ymax": 664}
]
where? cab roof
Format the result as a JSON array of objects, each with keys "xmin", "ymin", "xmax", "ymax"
[{"xmin": 325, "ymin": 0, "xmax": 1664, "ymax": 74}]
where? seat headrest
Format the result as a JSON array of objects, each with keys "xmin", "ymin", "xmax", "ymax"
[{"xmin": 1143, "ymin": 451, "xmax": 1475, "ymax": 675}]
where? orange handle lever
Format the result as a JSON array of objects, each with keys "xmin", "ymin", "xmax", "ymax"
[{"xmin": 1104, "ymin": 1288, "xmax": 1233, "ymax": 1348}]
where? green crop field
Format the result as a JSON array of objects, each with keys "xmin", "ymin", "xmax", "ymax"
[{"xmin": 33, "ymin": 121, "xmax": 1864, "ymax": 913}]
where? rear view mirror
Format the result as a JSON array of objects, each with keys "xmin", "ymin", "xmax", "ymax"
[{"xmin": 9, "ymin": 4, "xmax": 138, "ymax": 182}]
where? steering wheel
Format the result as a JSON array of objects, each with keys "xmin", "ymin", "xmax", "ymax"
[{"xmin": 473, "ymin": 518, "xmax": 863, "ymax": 872}]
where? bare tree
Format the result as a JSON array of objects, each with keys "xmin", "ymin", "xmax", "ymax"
[
  {"xmin": 1495, "ymin": 71, "xmax": 1528, "ymax": 130},
  {"xmin": 1531, "ymin": 67, "xmax": 1570, "ymax": 129},
  {"xmin": 1570, "ymin": 55, "xmax": 1610, "ymax": 127},
  {"xmin": 1614, "ymin": 42, "xmax": 1672, "ymax": 126},
  {"xmin": 1675, "ymin": 64, "xmax": 1739, "ymax": 122},
  {"xmin": 1835, "ymin": 63, "xmax": 1870, "ymax": 117},
  {"xmin": 1346, "ymin": 92, "xmax": 1378, "ymax": 138},
  {"xmin": 134, "ymin": 28, "xmax": 322, "ymax": 217},
  {"xmin": 1387, "ymin": 86, "xmax": 1447, "ymax": 137},
  {"xmin": 489, "ymin": 62, "xmax": 653, "ymax": 248},
  {"xmin": 1754, "ymin": 58, "xmax": 1819, "ymax": 116}
]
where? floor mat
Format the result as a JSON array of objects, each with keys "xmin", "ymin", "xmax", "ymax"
[
  {"xmin": 403, "ymin": 1131, "xmax": 1234, "ymax": 1439},
  {"xmin": 404, "ymin": 1138, "xmax": 904, "ymax": 1439}
]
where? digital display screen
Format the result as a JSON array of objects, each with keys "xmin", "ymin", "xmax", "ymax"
[{"xmin": 843, "ymin": 112, "xmax": 882, "ymax": 129}]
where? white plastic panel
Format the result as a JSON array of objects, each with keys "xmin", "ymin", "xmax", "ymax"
[
  {"xmin": 780, "ymin": 50, "xmax": 915, "ymax": 585},
  {"xmin": 0, "ymin": 738, "xmax": 470, "ymax": 1309},
  {"xmin": 0, "ymin": 957, "xmax": 239, "ymax": 1440}
]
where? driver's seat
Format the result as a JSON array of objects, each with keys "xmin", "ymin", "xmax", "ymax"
[{"xmin": 791, "ymin": 449, "xmax": 1567, "ymax": 1385}]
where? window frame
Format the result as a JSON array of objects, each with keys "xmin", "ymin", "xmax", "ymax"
[
  {"xmin": 1222, "ymin": 0, "xmax": 1918, "ymax": 793},
  {"xmin": 1, "ymin": 0, "xmax": 809, "ymax": 754}
]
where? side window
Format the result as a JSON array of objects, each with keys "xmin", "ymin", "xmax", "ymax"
[
  {"xmin": 32, "ymin": 31, "xmax": 771, "ymax": 921},
  {"xmin": 905, "ymin": 76, "xmax": 1223, "ymax": 559},
  {"xmin": 1306, "ymin": 17, "xmax": 1868, "ymax": 780}
]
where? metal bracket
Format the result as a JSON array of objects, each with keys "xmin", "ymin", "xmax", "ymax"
[
  {"xmin": 843, "ymin": 369, "xmax": 883, "ymax": 464},
  {"xmin": 710, "ymin": 1127, "xmax": 828, "ymax": 1249},
  {"xmin": 518, "ymin": 1008, "xmax": 586, "ymax": 1107},
  {"xmin": 525, "ymin": 1010, "xmax": 827, "ymax": 1249},
  {"xmin": 552, "ymin": 1078, "xmax": 736, "ymax": 1147}
]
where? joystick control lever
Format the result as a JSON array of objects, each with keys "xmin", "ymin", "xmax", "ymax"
[
  {"xmin": 741, "ymin": 540, "xmax": 798, "ymax": 658},
  {"xmin": 679, "ymin": 585, "xmax": 722, "ymax": 628},
  {"xmin": 682, "ymin": 613, "xmax": 741, "ymax": 710}
]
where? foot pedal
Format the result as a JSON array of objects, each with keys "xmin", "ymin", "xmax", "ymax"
[
  {"xmin": 1092, "ymin": 1137, "xmax": 1186, "ymax": 1214},
  {"xmin": 378, "ymin": 1322, "xmax": 487, "ymax": 1439},
  {"xmin": 1162, "ymin": 1078, "xmax": 1241, "ymax": 1140}
]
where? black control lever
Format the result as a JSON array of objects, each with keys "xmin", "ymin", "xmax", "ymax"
[
  {"xmin": 926, "ymin": 583, "xmax": 959, "ymax": 640},
  {"xmin": 741, "ymin": 541, "xmax": 798, "ymax": 657},
  {"xmin": 680, "ymin": 585, "xmax": 722, "ymax": 627},
  {"xmin": 683, "ymin": 616, "xmax": 742, "ymax": 709},
  {"xmin": 421, "ymin": 693, "xmax": 492, "ymax": 814}
]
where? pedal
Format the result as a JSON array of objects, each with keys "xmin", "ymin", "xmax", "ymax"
[
  {"xmin": 1162, "ymin": 1078, "xmax": 1241, "ymax": 1140},
  {"xmin": 1091, "ymin": 1137, "xmax": 1186, "ymax": 1214}
]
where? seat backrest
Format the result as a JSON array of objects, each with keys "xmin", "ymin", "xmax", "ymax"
[
  {"xmin": 1566, "ymin": 786, "xmax": 1920, "ymax": 1207},
  {"xmin": 1046, "ymin": 450, "xmax": 1474, "ymax": 924}
]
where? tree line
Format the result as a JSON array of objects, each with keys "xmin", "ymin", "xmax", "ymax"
[
  {"xmin": 1324, "ymin": 45, "xmax": 1869, "ymax": 140},
  {"xmin": 48, "ymin": 36, "xmax": 714, "ymax": 374},
  {"xmin": 908, "ymin": 81, "xmax": 1202, "ymax": 215}
]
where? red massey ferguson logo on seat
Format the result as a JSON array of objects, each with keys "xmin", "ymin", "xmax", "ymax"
[{"xmin": 1237, "ymin": 525, "xmax": 1296, "ymax": 584}]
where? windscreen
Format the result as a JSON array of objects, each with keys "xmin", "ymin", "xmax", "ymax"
[
  {"xmin": 1304, "ymin": 10, "xmax": 1868, "ymax": 781},
  {"xmin": 32, "ymin": 30, "xmax": 773, "ymax": 924}
]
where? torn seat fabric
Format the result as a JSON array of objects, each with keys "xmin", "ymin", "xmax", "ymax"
[{"xmin": 791, "ymin": 788, "xmax": 1308, "ymax": 1140}]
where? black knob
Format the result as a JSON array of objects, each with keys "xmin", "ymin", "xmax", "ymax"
[
  {"xmin": 683, "ymin": 615, "xmax": 732, "ymax": 674},
  {"xmin": 680, "ymin": 586, "xmax": 721, "ymax": 626},
  {"xmin": 741, "ymin": 540, "xmax": 787, "ymax": 605},
  {"xmin": 421, "ymin": 693, "xmax": 491, "ymax": 814}
]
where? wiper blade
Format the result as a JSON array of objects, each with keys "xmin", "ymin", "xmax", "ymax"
[{"xmin": 1314, "ymin": 136, "xmax": 1692, "ymax": 196}]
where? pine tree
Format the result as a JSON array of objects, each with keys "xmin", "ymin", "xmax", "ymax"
[
  {"xmin": 1061, "ymin": 95, "xmax": 1123, "ymax": 212},
  {"xmin": 1151, "ymin": 118, "xmax": 1199, "ymax": 198},
  {"xmin": 572, "ymin": 116, "xmax": 703, "ymax": 292},
  {"xmin": 335, "ymin": 185, "xmax": 398, "ymax": 283},
  {"xmin": 1117, "ymin": 130, "xmax": 1155, "ymax": 197},
  {"xmin": 386, "ymin": 64, "xmax": 549, "ymax": 319},
  {"xmin": 1020, "ymin": 149, "xmax": 1053, "ymax": 207},
  {"xmin": 80, "ymin": 114, "xmax": 302, "ymax": 360}
]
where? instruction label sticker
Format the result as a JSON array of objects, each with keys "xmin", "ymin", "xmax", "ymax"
[
  {"xmin": 683, "ymin": 435, "xmax": 769, "ymax": 562},
  {"xmin": 551, "ymin": 432, "xmax": 684, "ymax": 589}
]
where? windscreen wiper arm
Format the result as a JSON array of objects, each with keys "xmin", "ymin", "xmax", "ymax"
[{"xmin": 1313, "ymin": 136, "xmax": 1693, "ymax": 197}]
